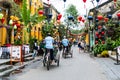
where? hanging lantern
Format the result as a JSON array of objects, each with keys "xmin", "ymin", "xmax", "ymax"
[
  {"xmin": 14, "ymin": 25, "xmax": 17, "ymax": 29},
  {"xmin": 83, "ymin": 0, "xmax": 87, "ymax": 8},
  {"xmin": 81, "ymin": 19, "xmax": 85, "ymax": 23},
  {"xmin": 1, "ymin": 18, "xmax": 5, "ymax": 24},
  {"xmin": 117, "ymin": 12, "xmax": 120, "ymax": 19},
  {"xmin": 38, "ymin": 10, "xmax": 44, "ymax": 15},
  {"xmin": 0, "ymin": 13, "xmax": 3, "ymax": 19},
  {"xmin": 57, "ymin": 14, "xmax": 62, "ymax": 20},
  {"xmin": 101, "ymin": 31, "xmax": 105, "ymax": 35},
  {"xmin": 98, "ymin": 25, "xmax": 102, "ymax": 29},
  {"xmin": 98, "ymin": 35, "xmax": 101, "ymax": 39},
  {"xmin": 95, "ymin": 40, "xmax": 98, "ymax": 44},
  {"xmin": 78, "ymin": 16, "xmax": 82, "ymax": 21},
  {"xmin": 96, "ymin": 0, "xmax": 100, "ymax": 2},
  {"xmin": 16, "ymin": 23, "xmax": 21, "ymax": 28},
  {"xmin": 48, "ymin": 14, "xmax": 52, "ymax": 19},
  {"xmin": 83, "ymin": 0, "xmax": 87, "ymax": 3},
  {"xmin": 68, "ymin": 16, "xmax": 73, "ymax": 20},
  {"xmin": 95, "ymin": 32, "xmax": 99, "ymax": 36},
  {"xmin": 63, "ymin": 0, "xmax": 66, "ymax": 7},
  {"xmin": 90, "ymin": 12, "xmax": 94, "ymax": 16},
  {"xmin": 107, "ymin": 14, "xmax": 112, "ymax": 19},
  {"xmin": 104, "ymin": 18, "xmax": 108, "ymax": 22},
  {"xmin": 88, "ymin": 16, "xmax": 93, "ymax": 20},
  {"xmin": 97, "ymin": 15, "xmax": 103, "ymax": 20}
]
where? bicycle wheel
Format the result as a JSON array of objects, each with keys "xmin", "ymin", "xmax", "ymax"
[{"xmin": 46, "ymin": 56, "xmax": 50, "ymax": 70}]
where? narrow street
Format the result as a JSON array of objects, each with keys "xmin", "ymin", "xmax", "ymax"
[{"xmin": 10, "ymin": 46, "xmax": 108, "ymax": 80}]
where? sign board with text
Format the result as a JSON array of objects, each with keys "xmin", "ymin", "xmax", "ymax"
[{"xmin": 10, "ymin": 45, "xmax": 23, "ymax": 65}]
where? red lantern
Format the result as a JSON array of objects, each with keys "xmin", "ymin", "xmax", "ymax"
[
  {"xmin": 83, "ymin": 0, "xmax": 87, "ymax": 3},
  {"xmin": 98, "ymin": 26, "xmax": 102, "ymax": 29},
  {"xmin": 81, "ymin": 19, "xmax": 85, "ymax": 23},
  {"xmin": 117, "ymin": 13, "xmax": 120, "ymax": 18},
  {"xmin": 114, "ymin": 0, "xmax": 117, "ymax": 2},
  {"xmin": 38, "ymin": 10, "xmax": 44, "ymax": 15},
  {"xmin": 98, "ymin": 35, "xmax": 101, "ymax": 39},
  {"xmin": 1, "ymin": 18, "xmax": 5, "ymax": 24},
  {"xmin": 95, "ymin": 40, "xmax": 98, "ymax": 44},
  {"xmin": 104, "ymin": 18, "xmax": 108, "ymax": 22},
  {"xmin": 101, "ymin": 31, "xmax": 105, "ymax": 35},
  {"xmin": 97, "ymin": 15, "xmax": 103, "ymax": 20},
  {"xmin": 95, "ymin": 32, "xmax": 99, "ymax": 36},
  {"xmin": 78, "ymin": 16, "xmax": 82, "ymax": 21},
  {"xmin": 16, "ymin": 23, "xmax": 21, "ymax": 28},
  {"xmin": 57, "ymin": 14, "xmax": 62, "ymax": 20}
]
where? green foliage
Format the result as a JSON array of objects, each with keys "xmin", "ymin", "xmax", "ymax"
[
  {"xmin": 93, "ymin": 43, "xmax": 107, "ymax": 56},
  {"xmin": 21, "ymin": 0, "xmax": 30, "ymax": 26},
  {"xmin": 100, "ymin": 50, "xmax": 109, "ymax": 57},
  {"xmin": 42, "ymin": 22, "xmax": 54, "ymax": 38},
  {"xmin": 14, "ymin": 39, "xmax": 22, "ymax": 45},
  {"xmin": 65, "ymin": 4, "xmax": 78, "ymax": 19},
  {"xmin": 58, "ymin": 24, "xmax": 66, "ymax": 40},
  {"xmin": 65, "ymin": 4, "xmax": 79, "ymax": 26}
]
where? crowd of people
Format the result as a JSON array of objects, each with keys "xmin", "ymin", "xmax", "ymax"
[{"xmin": 32, "ymin": 33, "xmax": 88, "ymax": 60}]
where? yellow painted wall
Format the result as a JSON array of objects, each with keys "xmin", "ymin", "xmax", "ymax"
[
  {"xmin": 0, "ymin": 27, "xmax": 7, "ymax": 46},
  {"xmin": 85, "ymin": 33, "xmax": 89, "ymax": 45}
]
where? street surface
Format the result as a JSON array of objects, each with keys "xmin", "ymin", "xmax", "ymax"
[{"xmin": 10, "ymin": 46, "xmax": 108, "ymax": 80}]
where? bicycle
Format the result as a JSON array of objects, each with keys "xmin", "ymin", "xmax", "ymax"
[{"xmin": 43, "ymin": 47, "xmax": 60, "ymax": 70}]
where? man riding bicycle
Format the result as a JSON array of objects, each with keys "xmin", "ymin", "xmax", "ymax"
[
  {"xmin": 62, "ymin": 36, "xmax": 69, "ymax": 53},
  {"xmin": 44, "ymin": 33, "xmax": 54, "ymax": 60}
]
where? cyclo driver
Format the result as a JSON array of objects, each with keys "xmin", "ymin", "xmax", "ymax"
[
  {"xmin": 62, "ymin": 36, "xmax": 69, "ymax": 53},
  {"xmin": 44, "ymin": 33, "xmax": 54, "ymax": 61}
]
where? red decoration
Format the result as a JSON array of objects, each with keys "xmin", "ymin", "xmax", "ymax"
[
  {"xmin": 38, "ymin": 10, "xmax": 44, "ymax": 15},
  {"xmin": 97, "ymin": 15, "xmax": 103, "ymax": 20},
  {"xmin": 83, "ymin": 0, "xmax": 87, "ymax": 3},
  {"xmin": 1, "ymin": 18, "xmax": 5, "ymax": 24},
  {"xmin": 95, "ymin": 40, "xmax": 98, "ymax": 44},
  {"xmin": 95, "ymin": 32, "xmax": 99, "ymax": 36},
  {"xmin": 102, "ymin": 41, "xmax": 105, "ymax": 44},
  {"xmin": 16, "ymin": 23, "xmax": 21, "ymax": 28},
  {"xmin": 101, "ymin": 31, "xmax": 105, "ymax": 35},
  {"xmin": 98, "ymin": 26, "xmax": 102, "ymax": 29},
  {"xmin": 117, "ymin": 13, "xmax": 120, "ymax": 17},
  {"xmin": 114, "ymin": 0, "xmax": 117, "ymax": 2},
  {"xmin": 57, "ymin": 14, "xmax": 62, "ymax": 20},
  {"xmin": 104, "ymin": 18, "xmax": 108, "ymax": 22},
  {"xmin": 81, "ymin": 19, "xmax": 85, "ymax": 23},
  {"xmin": 98, "ymin": 35, "xmax": 101, "ymax": 39},
  {"xmin": 78, "ymin": 16, "xmax": 82, "ymax": 21}
]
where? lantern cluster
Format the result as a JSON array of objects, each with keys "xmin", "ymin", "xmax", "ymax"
[
  {"xmin": 9, "ymin": 16, "xmax": 21, "ymax": 29},
  {"xmin": 77, "ymin": 16, "xmax": 85, "ymax": 23},
  {"xmin": 95, "ymin": 25, "xmax": 105, "ymax": 44}
]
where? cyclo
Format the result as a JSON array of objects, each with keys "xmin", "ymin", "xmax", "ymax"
[
  {"xmin": 62, "ymin": 42, "xmax": 73, "ymax": 58},
  {"xmin": 42, "ymin": 44, "xmax": 60, "ymax": 70}
]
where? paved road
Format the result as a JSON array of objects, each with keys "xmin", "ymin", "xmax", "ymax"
[{"xmin": 12, "ymin": 46, "xmax": 108, "ymax": 80}]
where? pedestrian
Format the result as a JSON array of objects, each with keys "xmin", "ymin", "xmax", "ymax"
[{"xmin": 32, "ymin": 39, "xmax": 38, "ymax": 59}]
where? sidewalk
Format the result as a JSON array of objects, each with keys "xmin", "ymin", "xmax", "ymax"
[
  {"xmin": 95, "ymin": 55, "xmax": 120, "ymax": 80},
  {"xmin": 0, "ymin": 56, "xmax": 42, "ymax": 77}
]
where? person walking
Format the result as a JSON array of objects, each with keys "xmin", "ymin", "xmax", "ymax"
[{"xmin": 32, "ymin": 39, "xmax": 38, "ymax": 59}]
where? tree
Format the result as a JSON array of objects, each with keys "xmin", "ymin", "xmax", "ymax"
[{"xmin": 65, "ymin": 4, "xmax": 79, "ymax": 26}]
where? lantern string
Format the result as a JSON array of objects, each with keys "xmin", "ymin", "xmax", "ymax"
[
  {"xmin": 64, "ymin": 3, "xmax": 65, "ymax": 8},
  {"xmin": 84, "ymin": 3, "xmax": 86, "ymax": 9}
]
